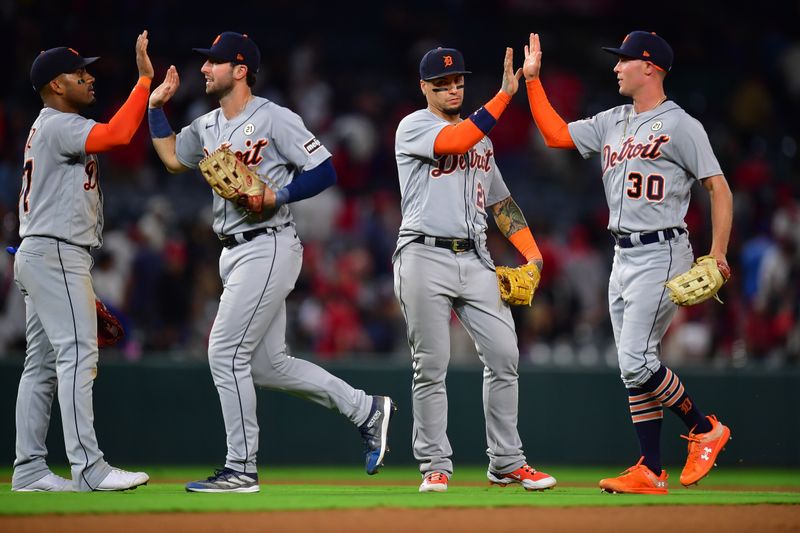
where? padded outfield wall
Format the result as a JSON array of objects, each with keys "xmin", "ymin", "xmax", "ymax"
[{"xmin": 1, "ymin": 359, "xmax": 797, "ymax": 467}]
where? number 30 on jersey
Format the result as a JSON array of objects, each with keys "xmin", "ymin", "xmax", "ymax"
[{"xmin": 626, "ymin": 172, "xmax": 664, "ymax": 202}]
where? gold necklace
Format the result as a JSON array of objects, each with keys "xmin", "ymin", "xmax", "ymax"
[
  {"xmin": 652, "ymin": 95, "xmax": 667, "ymax": 110},
  {"xmin": 238, "ymin": 94, "xmax": 253, "ymax": 116}
]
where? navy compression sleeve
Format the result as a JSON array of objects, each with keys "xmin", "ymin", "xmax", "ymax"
[{"xmin": 274, "ymin": 158, "xmax": 337, "ymax": 207}]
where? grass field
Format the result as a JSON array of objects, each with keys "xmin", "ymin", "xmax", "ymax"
[{"xmin": 2, "ymin": 465, "xmax": 799, "ymax": 515}]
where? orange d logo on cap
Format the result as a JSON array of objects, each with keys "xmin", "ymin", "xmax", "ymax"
[{"xmin": 420, "ymin": 47, "xmax": 471, "ymax": 81}]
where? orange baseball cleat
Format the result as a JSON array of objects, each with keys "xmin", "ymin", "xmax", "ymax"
[
  {"xmin": 487, "ymin": 464, "xmax": 557, "ymax": 491},
  {"xmin": 599, "ymin": 457, "xmax": 668, "ymax": 494},
  {"xmin": 419, "ymin": 471, "xmax": 449, "ymax": 493},
  {"xmin": 680, "ymin": 415, "xmax": 731, "ymax": 487}
]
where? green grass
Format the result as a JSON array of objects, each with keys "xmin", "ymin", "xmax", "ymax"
[{"xmin": 1, "ymin": 465, "xmax": 798, "ymax": 516}]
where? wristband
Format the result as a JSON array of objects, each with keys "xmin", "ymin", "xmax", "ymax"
[
  {"xmin": 136, "ymin": 76, "xmax": 152, "ymax": 90},
  {"xmin": 468, "ymin": 107, "xmax": 497, "ymax": 135},
  {"xmin": 275, "ymin": 188, "xmax": 290, "ymax": 208},
  {"xmin": 148, "ymin": 107, "xmax": 172, "ymax": 139},
  {"xmin": 509, "ymin": 227, "xmax": 542, "ymax": 263}
]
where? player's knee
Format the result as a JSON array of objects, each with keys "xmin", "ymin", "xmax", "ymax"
[
  {"xmin": 250, "ymin": 365, "xmax": 268, "ymax": 386},
  {"xmin": 482, "ymin": 341, "xmax": 519, "ymax": 374},
  {"xmin": 207, "ymin": 350, "xmax": 250, "ymax": 383},
  {"xmin": 250, "ymin": 352, "xmax": 288, "ymax": 386},
  {"xmin": 412, "ymin": 351, "xmax": 449, "ymax": 385}
]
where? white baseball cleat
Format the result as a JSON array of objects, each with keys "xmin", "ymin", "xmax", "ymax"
[
  {"xmin": 13, "ymin": 472, "xmax": 74, "ymax": 492},
  {"xmin": 96, "ymin": 468, "xmax": 149, "ymax": 491}
]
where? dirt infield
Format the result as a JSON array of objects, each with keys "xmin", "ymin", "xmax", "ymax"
[{"xmin": 2, "ymin": 505, "xmax": 799, "ymax": 533}]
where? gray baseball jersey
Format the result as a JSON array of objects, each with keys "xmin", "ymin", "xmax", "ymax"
[
  {"xmin": 567, "ymin": 100, "xmax": 721, "ymax": 387},
  {"xmin": 19, "ymin": 108, "xmax": 104, "ymax": 247},
  {"xmin": 393, "ymin": 108, "xmax": 528, "ymax": 478},
  {"xmin": 568, "ymin": 101, "xmax": 722, "ymax": 234},
  {"xmin": 394, "ymin": 109, "xmax": 510, "ymax": 268},
  {"xmin": 173, "ymin": 95, "xmax": 371, "ymax": 474},
  {"xmin": 175, "ymin": 96, "xmax": 330, "ymax": 235},
  {"xmin": 13, "ymin": 109, "xmax": 114, "ymax": 491}
]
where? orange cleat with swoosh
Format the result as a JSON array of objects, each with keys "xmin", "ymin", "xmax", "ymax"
[{"xmin": 488, "ymin": 464, "xmax": 556, "ymax": 491}]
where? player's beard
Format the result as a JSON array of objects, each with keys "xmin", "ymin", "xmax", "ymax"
[
  {"xmin": 206, "ymin": 77, "xmax": 234, "ymax": 99},
  {"xmin": 442, "ymin": 104, "xmax": 462, "ymax": 117}
]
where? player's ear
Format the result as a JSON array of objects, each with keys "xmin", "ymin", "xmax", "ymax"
[
  {"xmin": 233, "ymin": 64, "xmax": 248, "ymax": 82},
  {"xmin": 419, "ymin": 79, "xmax": 426, "ymax": 96},
  {"xmin": 644, "ymin": 61, "xmax": 660, "ymax": 78},
  {"xmin": 47, "ymin": 76, "xmax": 66, "ymax": 96}
]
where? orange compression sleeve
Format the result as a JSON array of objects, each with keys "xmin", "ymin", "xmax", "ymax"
[
  {"xmin": 433, "ymin": 91, "xmax": 511, "ymax": 155},
  {"xmin": 509, "ymin": 227, "xmax": 542, "ymax": 262},
  {"xmin": 85, "ymin": 77, "xmax": 152, "ymax": 154},
  {"xmin": 525, "ymin": 79, "xmax": 576, "ymax": 149}
]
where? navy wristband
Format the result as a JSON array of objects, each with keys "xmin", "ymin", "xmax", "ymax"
[
  {"xmin": 274, "ymin": 188, "xmax": 290, "ymax": 208},
  {"xmin": 148, "ymin": 107, "xmax": 173, "ymax": 138},
  {"xmin": 468, "ymin": 106, "xmax": 497, "ymax": 135}
]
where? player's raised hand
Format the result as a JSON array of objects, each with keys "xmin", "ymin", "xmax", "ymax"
[
  {"xmin": 500, "ymin": 47, "xmax": 523, "ymax": 96},
  {"xmin": 523, "ymin": 33, "xmax": 543, "ymax": 81},
  {"xmin": 136, "ymin": 30, "xmax": 154, "ymax": 79},
  {"xmin": 149, "ymin": 65, "xmax": 180, "ymax": 109}
]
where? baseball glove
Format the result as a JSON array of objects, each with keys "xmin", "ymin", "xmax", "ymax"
[
  {"xmin": 496, "ymin": 263, "xmax": 541, "ymax": 306},
  {"xmin": 96, "ymin": 298, "xmax": 124, "ymax": 348},
  {"xmin": 198, "ymin": 146, "xmax": 267, "ymax": 213},
  {"xmin": 665, "ymin": 255, "xmax": 731, "ymax": 306}
]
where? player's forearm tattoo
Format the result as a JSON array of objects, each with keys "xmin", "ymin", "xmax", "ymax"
[{"xmin": 491, "ymin": 197, "xmax": 528, "ymax": 237}]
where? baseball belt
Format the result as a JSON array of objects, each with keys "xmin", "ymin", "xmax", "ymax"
[
  {"xmin": 613, "ymin": 227, "xmax": 685, "ymax": 249},
  {"xmin": 218, "ymin": 222, "xmax": 292, "ymax": 249},
  {"xmin": 412, "ymin": 235, "xmax": 474, "ymax": 253}
]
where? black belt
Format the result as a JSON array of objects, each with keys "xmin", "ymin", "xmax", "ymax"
[
  {"xmin": 614, "ymin": 227, "xmax": 686, "ymax": 248},
  {"xmin": 218, "ymin": 223, "xmax": 291, "ymax": 249},
  {"xmin": 413, "ymin": 235, "xmax": 474, "ymax": 253}
]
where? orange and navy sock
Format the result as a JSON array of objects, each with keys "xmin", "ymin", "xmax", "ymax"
[
  {"xmin": 629, "ymin": 388, "xmax": 663, "ymax": 475},
  {"xmin": 643, "ymin": 366, "xmax": 712, "ymax": 434}
]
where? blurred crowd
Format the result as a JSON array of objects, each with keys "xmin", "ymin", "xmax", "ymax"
[{"xmin": 0, "ymin": 1, "xmax": 798, "ymax": 367}]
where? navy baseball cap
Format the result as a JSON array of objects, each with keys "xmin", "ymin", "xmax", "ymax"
[
  {"xmin": 193, "ymin": 32, "xmax": 261, "ymax": 73},
  {"xmin": 30, "ymin": 47, "xmax": 99, "ymax": 92},
  {"xmin": 419, "ymin": 47, "xmax": 471, "ymax": 81},
  {"xmin": 602, "ymin": 31, "xmax": 673, "ymax": 72}
]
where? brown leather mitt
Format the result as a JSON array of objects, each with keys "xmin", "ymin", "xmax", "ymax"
[
  {"xmin": 496, "ymin": 263, "xmax": 541, "ymax": 306},
  {"xmin": 665, "ymin": 255, "xmax": 731, "ymax": 306},
  {"xmin": 198, "ymin": 146, "xmax": 267, "ymax": 213},
  {"xmin": 96, "ymin": 298, "xmax": 124, "ymax": 348}
]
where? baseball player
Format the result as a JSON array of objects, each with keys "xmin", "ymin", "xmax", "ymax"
[
  {"xmin": 147, "ymin": 32, "xmax": 394, "ymax": 493},
  {"xmin": 12, "ymin": 33, "xmax": 154, "ymax": 492},
  {"xmin": 522, "ymin": 31, "xmax": 733, "ymax": 494},
  {"xmin": 393, "ymin": 46, "xmax": 557, "ymax": 493}
]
